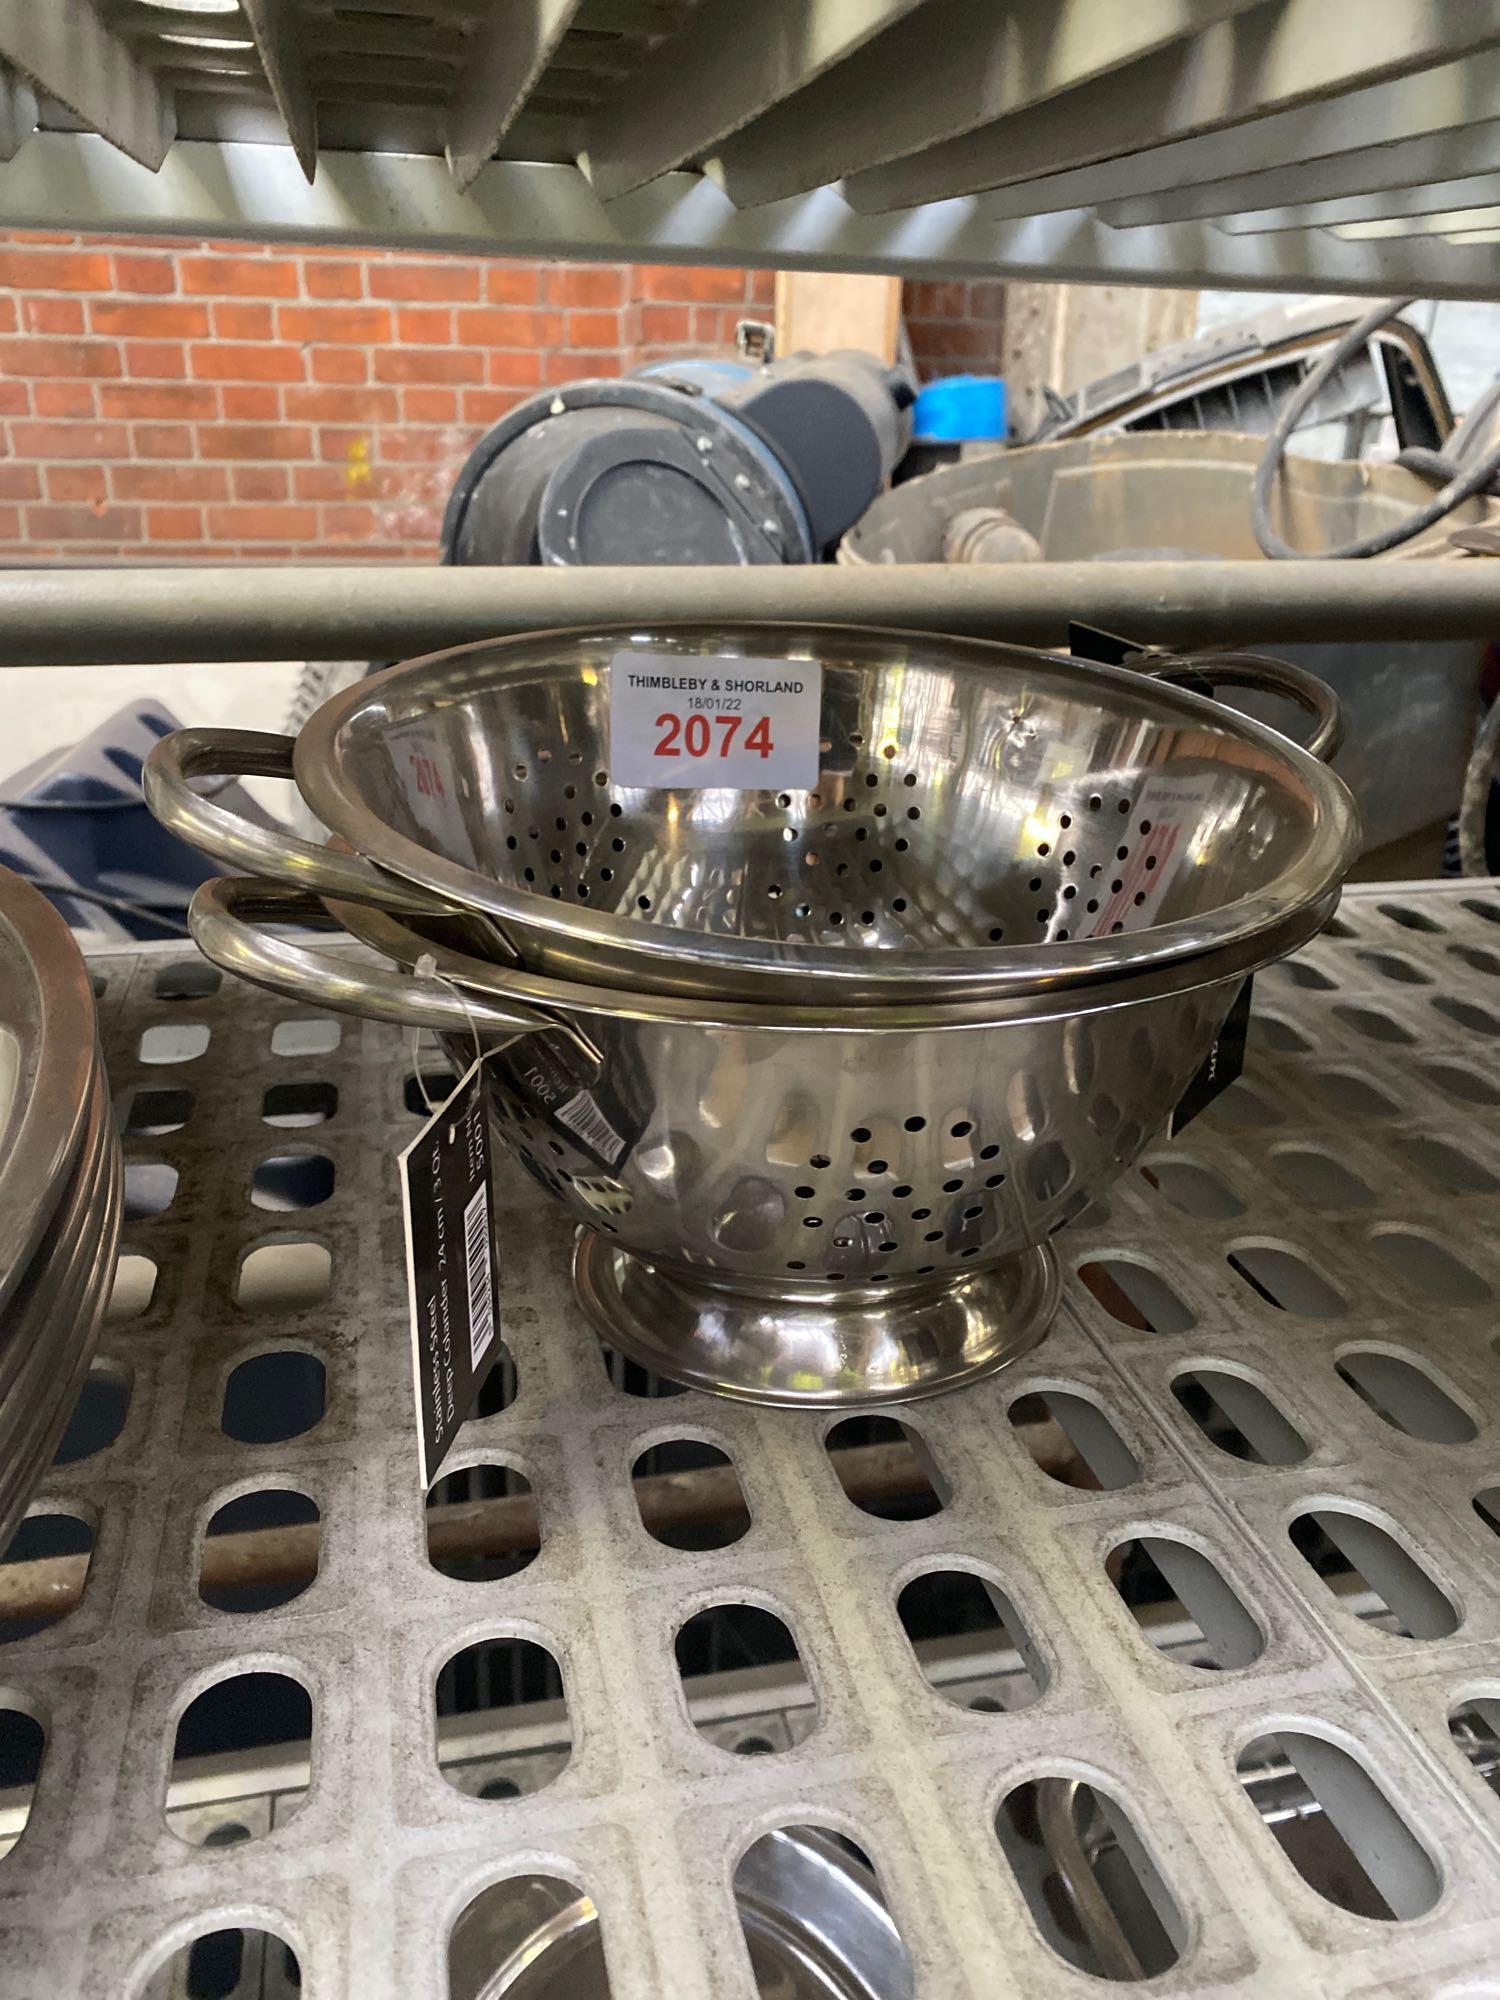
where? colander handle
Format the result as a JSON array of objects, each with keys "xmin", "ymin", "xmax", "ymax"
[
  {"xmin": 188, "ymin": 877, "xmax": 582, "ymax": 1055},
  {"xmin": 144, "ymin": 727, "xmax": 457, "ymax": 915},
  {"xmin": 1133, "ymin": 651, "xmax": 1343, "ymax": 763}
]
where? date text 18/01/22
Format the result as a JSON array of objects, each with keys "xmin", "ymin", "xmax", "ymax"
[{"xmin": 609, "ymin": 652, "xmax": 824, "ymax": 791}]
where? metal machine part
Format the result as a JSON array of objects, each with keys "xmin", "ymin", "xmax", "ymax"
[
  {"xmin": 942, "ymin": 508, "xmax": 1043, "ymax": 565},
  {"xmin": 441, "ymin": 354, "xmax": 914, "ymax": 569},
  {"xmin": 843, "ymin": 436, "xmax": 1494, "ymax": 854},
  {"xmin": 6, "ymin": 882, "xmax": 1500, "ymax": 1995},
  {"xmin": 1251, "ymin": 298, "xmax": 1500, "ymax": 561},
  {"xmin": 143, "ymin": 626, "xmax": 1356, "ymax": 1009},
  {"xmin": 1033, "ymin": 297, "xmax": 1452, "ymax": 452}
]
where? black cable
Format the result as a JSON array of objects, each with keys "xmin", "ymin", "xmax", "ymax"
[
  {"xmin": 0, "ymin": 788, "xmax": 191, "ymax": 933},
  {"xmin": 19, "ymin": 876, "xmax": 190, "ymax": 936},
  {"xmin": 0, "ymin": 793, "xmax": 144, "ymax": 811},
  {"xmin": 1251, "ymin": 296, "xmax": 1500, "ymax": 560}
]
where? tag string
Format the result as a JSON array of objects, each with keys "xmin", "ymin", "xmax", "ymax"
[{"xmin": 409, "ymin": 950, "xmax": 486, "ymax": 1115}]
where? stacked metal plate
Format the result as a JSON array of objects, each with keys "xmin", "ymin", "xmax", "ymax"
[{"xmin": 0, "ymin": 866, "xmax": 121, "ymax": 1547}]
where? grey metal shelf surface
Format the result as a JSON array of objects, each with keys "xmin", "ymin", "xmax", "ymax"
[
  {"xmin": 1, "ymin": 4, "xmax": 1500, "ymax": 295},
  {"xmin": 5, "ymin": 878, "xmax": 1500, "ymax": 1994}
]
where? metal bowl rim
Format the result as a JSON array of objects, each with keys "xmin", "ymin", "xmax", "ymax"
[
  {"xmin": 326, "ymin": 888, "xmax": 1338, "ymax": 1035},
  {"xmin": 0, "ymin": 869, "xmax": 100, "ymax": 1313},
  {"xmin": 293, "ymin": 622, "xmax": 1360, "ymax": 1003}
]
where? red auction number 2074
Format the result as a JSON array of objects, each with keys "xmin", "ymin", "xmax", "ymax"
[{"xmin": 653, "ymin": 711, "xmax": 774, "ymax": 760}]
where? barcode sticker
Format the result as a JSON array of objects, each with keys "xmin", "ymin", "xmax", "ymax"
[
  {"xmin": 555, "ymin": 1088, "xmax": 627, "ymax": 1167},
  {"xmin": 462, "ymin": 1182, "xmax": 495, "ymax": 1371},
  {"xmin": 398, "ymin": 1057, "xmax": 504, "ymax": 1485}
]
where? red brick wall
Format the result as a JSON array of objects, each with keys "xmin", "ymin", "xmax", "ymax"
[
  {"xmin": 903, "ymin": 280, "xmax": 1008, "ymax": 379},
  {"xmin": 0, "ymin": 234, "xmax": 999, "ymax": 561}
]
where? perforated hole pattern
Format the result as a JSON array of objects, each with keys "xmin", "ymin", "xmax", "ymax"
[
  {"xmin": 498, "ymin": 756, "xmax": 1169, "ymax": 948},
  {"xmin": 9, "ymin": 889, "xmax": 1500, "ymax": 2000},
  {"xmin": 385, "ymin": 652, "xmax": 1309, "ymax": 958}
]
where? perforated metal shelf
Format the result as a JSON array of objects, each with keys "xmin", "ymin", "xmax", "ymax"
[{"xmin": 7, "ymin": 878, "xmax": 1500, "ymax": 1997}]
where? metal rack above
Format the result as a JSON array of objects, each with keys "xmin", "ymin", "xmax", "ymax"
[{"xmin": 1, "ymin": 3, "xmax": 1499, "ymax": 295}]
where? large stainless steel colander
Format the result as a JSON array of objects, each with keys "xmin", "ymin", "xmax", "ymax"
[
  {"xmin": 146, "ymin": 626, "xmax": 1356, "ymax": 1007},
  {"xmin": 190, "ymin": 869, "xmax": 1340, "ymax": 1405}
]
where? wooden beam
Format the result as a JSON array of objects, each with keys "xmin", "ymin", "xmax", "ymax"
[{"xmin": 773, "ymin": 270, "xmax": 902, "ymax": 360}]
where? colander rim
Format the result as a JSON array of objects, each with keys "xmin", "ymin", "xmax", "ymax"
[
  {"xmin": 328, "ymin": 887, "xmax": 1340, "ymax": 1034},
  {"xmin": 294, "ymin": 621, "xmax": 1360, "ymax": 1001},
  {"xmin": 0, "ymin": 866, "xmax": 99, "ymax": 1317}
]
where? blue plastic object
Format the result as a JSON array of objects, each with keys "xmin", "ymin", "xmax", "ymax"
[
  {"xmin": 912, "ymin": 374, "xmax": 1006, "ymax": 442},
  {"xmin": 0, "ymin": 700, "xmax": 270, "ymax": 938}
]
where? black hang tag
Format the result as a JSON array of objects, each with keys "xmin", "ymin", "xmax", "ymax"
[
  {"xmin": 398, "ymin": 1056, "xmax": 502, "ymax": 1486},
  {"xmin": 1171, "ymin": 977, "xmax": 1254, "ymax": 1135}
]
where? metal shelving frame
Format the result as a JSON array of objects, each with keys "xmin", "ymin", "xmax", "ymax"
[
  {"xmin": 0, "ymin": 5, "xmax": 1498, "ymax": 294},
  {"xmin": 3, "ymin": 12, "xmax": 1500, "ymax": 1994},
  {"xmin": 3, "ymin": 881, "xmax": 1500, "ymax": 1997}
]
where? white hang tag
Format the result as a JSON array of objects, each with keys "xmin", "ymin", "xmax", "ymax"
[
  {"xmin": 1085, "ymin": 771, "xmax": 1222, "ymax": 937},
  {"xmin": 608, "ymin": 651, "xmax": 823, "ymax": 791}
]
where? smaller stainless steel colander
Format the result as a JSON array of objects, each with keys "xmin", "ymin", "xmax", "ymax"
[
  {"xmin": 146, "ymin": 626, "xmax": 1356, "ymax": 1007},
  {"xmin": 189, "ymin": 867, "xmax": 1336, "ymax": 1405}
]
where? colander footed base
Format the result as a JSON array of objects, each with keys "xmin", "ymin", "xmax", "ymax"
[{"xmin": 571, "ymin": 1230, "xmax": 1060, "ymax": 1407}]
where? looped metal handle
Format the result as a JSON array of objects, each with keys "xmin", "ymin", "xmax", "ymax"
[
  {"xmin": 188, "ymin": 878, "xmax": 588, "ymax": 1059},
  {"xmin": 1132, "ymin": 650, "xmax": 1343, "ymax": 764},
  {"xmin": 145, "ymin": 727, "xmax": 457, "ymax": 915},
  {"xmin": 1034, "ymin": 1780, "xmax": 1146, "ymax": 1981}
]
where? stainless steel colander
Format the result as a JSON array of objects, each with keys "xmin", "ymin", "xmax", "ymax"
[
  {"xmin": 190, "ymin": 870, "xmax": 1338, "ymax": 1405},
  {"xmin": 448, "ymin": 1826, "xmax": 911, "ymax": 1999},
  {"xmin": 146, "ymin": 626, "xmax": 1356, "ymax": 1007},
  {"xmin": 0, "ymin": 867, "xmax": 122, "ymax": 1542}
]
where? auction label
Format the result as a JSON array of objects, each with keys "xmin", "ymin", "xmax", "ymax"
[
  {"xmin": 609, "ymin": 651, "xmax": 823, "ymax": 791},
  {"xmin": 385, "ymin": 717, "xmax": 479, "ymax": 867}
]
